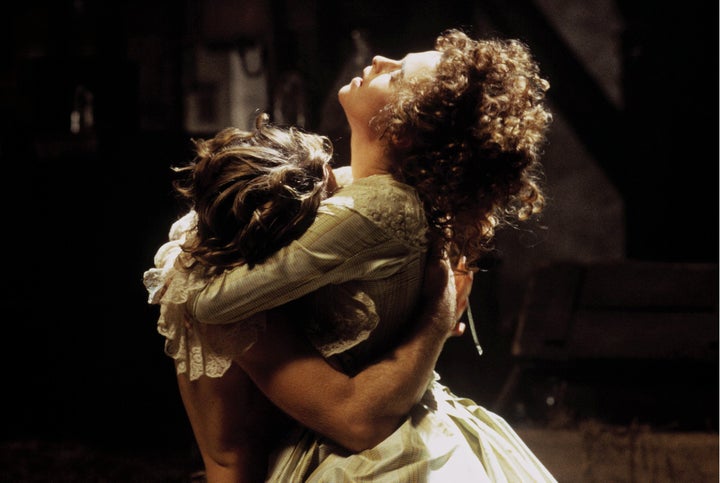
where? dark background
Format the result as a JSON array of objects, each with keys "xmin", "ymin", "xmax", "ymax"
[{"xmin": 1, "ymin": 0, "xmax": 717, "ymax": 477}]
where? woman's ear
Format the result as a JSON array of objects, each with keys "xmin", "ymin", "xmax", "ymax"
[{"xmin": 391, "ymin": 133, "xmax": 411, "ymax": 150}]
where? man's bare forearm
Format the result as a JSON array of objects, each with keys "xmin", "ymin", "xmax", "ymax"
[{"xmin": 237, "ymin": 256, "xmax": 457, "ymax": 452}]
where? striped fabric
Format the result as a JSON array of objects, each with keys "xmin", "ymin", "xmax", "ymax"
[{"xmin": 266, "ymin": 375, "xmax": 557, "ymax": 482}]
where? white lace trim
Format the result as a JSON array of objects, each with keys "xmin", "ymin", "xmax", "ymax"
[
  {"xmin": 305, "ymin": 285, "xmax": 379, "ymax": 357},
  {"xmin": 143, "ymin": 211, "xmax": 264, "ymax": 381}
]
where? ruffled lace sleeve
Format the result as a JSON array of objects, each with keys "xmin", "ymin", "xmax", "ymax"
[
  {"xmin": 143, "ymin": 211, "xmax": 206, "ymax": 304},
  {"xmin": 142, "ymin": 210, "xmax": 265, "ymax": 380}
]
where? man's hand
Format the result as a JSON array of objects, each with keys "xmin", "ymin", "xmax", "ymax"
[
  {"xmin": 421, "ymin": 251, "xmax": 473, "ymax": 339},
  {"xmin": 453, "ymin": 256, "xmax": 474, "ymax": 333}
]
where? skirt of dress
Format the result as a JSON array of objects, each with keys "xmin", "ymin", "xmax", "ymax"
[{"xmin": 265, "ymin": 375, "xmax": 557, "ymax": 482}]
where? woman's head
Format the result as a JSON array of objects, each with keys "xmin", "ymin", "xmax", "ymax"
[
  {"xmin": 370, "ymin": 29, "xmax": 552, "ymax": 267},
  {"xmin": 174, "ymin": 113, "xmax": 335, "ymax": 275},
  {"xmin": 338, "ymin": 51, "xmax": 441, "ymax": 137}
]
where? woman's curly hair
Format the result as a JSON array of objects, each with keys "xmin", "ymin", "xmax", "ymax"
[
  {"xmin": 372, "ymin": 29, "xmax": 552, "ymax": 268},
  {"xmin": 173, "ymin": 113, "xmax": 335, "ymax": 277}
]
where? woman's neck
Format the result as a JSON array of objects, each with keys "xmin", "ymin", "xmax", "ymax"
[{"xmin": 349, "ymin": 133, "xmax": 392, "ymax": 179}]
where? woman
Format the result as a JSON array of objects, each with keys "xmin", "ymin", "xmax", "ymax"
[
  {"xmin": 185, "ymin": 28, "xmax": 555, "ymax": 481},
  {"xmin": 145, "ymin": 114, "xmax": 470, "ymax": 482}
]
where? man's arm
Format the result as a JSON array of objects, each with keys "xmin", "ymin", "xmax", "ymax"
[{"xmin": 236, "ymin": 254, "xmax": 471, "ymax": 452}]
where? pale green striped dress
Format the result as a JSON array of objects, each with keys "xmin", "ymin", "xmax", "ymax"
[{"xmin": 147, "ymin": 173, "xmax": 556, "ymax": 482}]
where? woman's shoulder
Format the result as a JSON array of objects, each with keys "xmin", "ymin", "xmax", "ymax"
[
  {"xmin": 323, "ymin": 174, "xmax": 428, "ymax": 247},
  {"xmin": 354, "ymin": 175, "xmax": 425, "ymax": 226}
]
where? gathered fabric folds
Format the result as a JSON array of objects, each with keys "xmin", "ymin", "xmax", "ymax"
[{"xmin": 265, "ymin": 374, "xmax": 557, "ymax": 482}]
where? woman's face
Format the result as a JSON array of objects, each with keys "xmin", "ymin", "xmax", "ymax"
[{"xmin": 338, "ymin": 50, "xmax": 441, "ymax": 135}]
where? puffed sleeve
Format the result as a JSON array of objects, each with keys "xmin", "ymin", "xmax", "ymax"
[{"xmin": 188, "ymin": 200, "xmax": 414, "ymax": 325}]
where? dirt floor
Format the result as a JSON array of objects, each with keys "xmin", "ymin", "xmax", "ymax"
[
  {"xmin": 0, "ymin": 438, "xmax": 201, "ymax": 483},
  {"xmin": 2, "ymin": 422, "xmax": 717, "ymax": 482},
  {"xmin": 518, "ymin": 423, "xmax": 719, "ymax": 483}
]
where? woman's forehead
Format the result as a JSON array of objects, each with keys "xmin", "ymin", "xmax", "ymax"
[{"xmin": 401, "ymin": 51, "xmax": 442, "ymax": 77}]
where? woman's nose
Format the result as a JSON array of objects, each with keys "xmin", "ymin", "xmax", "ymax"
[{"xmin": 372, "ymin": 55, "xmax": 400, "ymax": 72}]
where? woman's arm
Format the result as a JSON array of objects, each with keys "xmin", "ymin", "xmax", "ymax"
[
  {"xmin": 235, "ymin": 254, "xmax": 470, "ymax": 452},
  {"xmin": 189, "ymin": 202, "xmax": 408, "ymax": 325}
]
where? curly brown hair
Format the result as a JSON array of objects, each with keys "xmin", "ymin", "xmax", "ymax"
[
  {"xmin": 372, "ymin": 29, "xmax": 552, "ymax": 268},
  {"xmin": 173, "ymin": 113, "xmax": 335, "ymax": 276}
]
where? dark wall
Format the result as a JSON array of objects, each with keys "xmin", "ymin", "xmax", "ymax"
[{"xmin": 1, "ymin": 0, "xmax": 717, "ymax": 450}]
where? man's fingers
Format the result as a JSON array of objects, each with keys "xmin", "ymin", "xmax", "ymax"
[
  {"xmin": 451, "ymin": 321, "xmax": 466, "ymax": 337},
  {"xmin": 422, "ymin": 255, "xmax": 452, "ymax": 299}
]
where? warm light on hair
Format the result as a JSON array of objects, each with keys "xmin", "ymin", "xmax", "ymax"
[{"xmin": 373, "ymin": 29, "xmax": 552, "ymax": 267}]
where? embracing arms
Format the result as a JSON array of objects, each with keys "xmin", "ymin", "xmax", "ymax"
[
  {"xmin": 236, "ymin": 254, "xmax": 472, "ymax": 452},
  {"xmin": 189, "ymin": 176, "xmax": 425, "ymax": 327}
]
